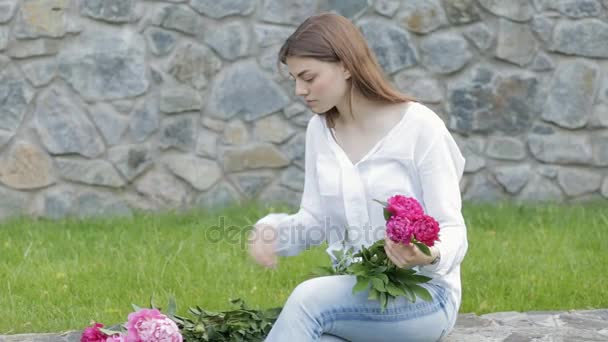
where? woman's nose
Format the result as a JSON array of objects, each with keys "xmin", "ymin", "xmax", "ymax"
[{"xmin": 295, "ymin": 80, "xmax": 308, "ymax": 96}]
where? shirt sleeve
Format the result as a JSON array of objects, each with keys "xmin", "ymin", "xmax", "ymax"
[
  {"xmin": 415, "ymin": 125, "xmax": 468, "ymax": 276},
  {"xmin": 254, "ymin": 117, "xmax": 326, "ymax": 257}
]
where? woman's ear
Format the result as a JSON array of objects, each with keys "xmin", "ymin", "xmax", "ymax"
[{"xmin": 339, "ymin": 61, "xmax": 351, "ymax": 80}]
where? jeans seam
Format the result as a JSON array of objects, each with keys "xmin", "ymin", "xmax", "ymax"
[
  {"xmin": 316, "ymin": 285, "xmax": 451, "ymax": 333},
  {"xmin": 318, "ymin": 296, "xmax": 445, "ymax": 325}
]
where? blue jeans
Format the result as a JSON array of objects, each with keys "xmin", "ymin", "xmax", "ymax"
[{"xmin": 265, "ymin": 275, "xmax": 457, "ymax": 342}]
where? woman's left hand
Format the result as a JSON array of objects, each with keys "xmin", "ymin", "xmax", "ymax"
[{"xmin": 384, "ymin": 236, "xmax": 434, "ymax": 268}]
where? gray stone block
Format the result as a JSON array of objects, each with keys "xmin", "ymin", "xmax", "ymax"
[
  {"xmin": 164, "ymin": 154, "xmax": 222, "ymax": 191},
  {"xmin": 528, "ymin": 134, "xmax": 593, "ymax": 164},
  {"xmin": 34, "ymin": 87, "xmax": 106, "ymax": 158},
  {"xmin": 57, "ymin": 29, "xmax": 148, "ymax": 101},
  {"xmin": 144, "ymin": 27, "xmax": 177, "ymax": 57},
  {"xmin": 494, "ymin": 165, "xmax": 531, "ymax": 194},
  {"xmin": 552, "ymin": 19, "xmax": 608, "ymax": 58},
  {"xmin": 160, "ymin": 116, "xmax": 197, "ymax": 152},
  {"xmin": 54, "ymin": 158, "xmax": 126, "ymax": 188},
  {"xmin": 129, "ymin": 97, "xmax": 159, "ymax": 144},
  {"xmin": 108, "ymin": 144, "xmax": 154, "ymax": 181},
  {"xmin": 396, "ymin": 0, "xmax": 447, "ymax": 34},
  {"xmin": 203, "ymin": 21, "xmax": 251, "ymax": 61},
  {"xmin": 463, "ymin": 22, "xmax": 494, "ymax": 51},
  {"xmin": 557, "ymin": 168, "xmax": 602, "ymax": 196},
  {"xmin": 0, "ymin": 67, "xmax": 35, "ymax": 133},
  {"xmin": 0, "ymin": 0, "xmax": 18, "ymax": 23},
  {"xmin": 495, "ymin": 19, "xmax": 538, "ymax": 67},
  {"xmin": 542, "ymin": 61, "xmax": 599, "ymax": 129},
  {"xmin": 478, "ymin": 0, "xmax": 534, "ymax": 22},
  {"xmin": 14, "ymin": 0, "xmax": 69, "ymax": 39},
  {"xmin": 167, "ymin": 42, "xmax": 222, "ymax": 90},
  {"xmin": 420, "ymin": 32, "xmax": 472, "ymax": 74},
  {"xmin": 189, "ymin": 0, "xmax": 255, "ymax": 19},
  {"xmin": 90, "ymin": 103, "xmax": 128, "ymax": 146},
  {"xmin": 358, "ymin": 18, "xmax": 418, "ymax": 74},
  {"xmin": 206, "ymin": 61, "xmax": 290, "ymax": 121},
  {"xmin": 318, "ymin": 0, "xmax": 369, "ymax": 19},
  {"xmin": 261, "ymin": 0, "xmax": 315, "ymax": 25},
  {"xmin": 443, "ymin": 0, "xmax": 481, "ymax": 25},
  {"xmin": 374, "ymin": 0, "xmax": 400, "ymax": 17},
  {"xmin": 80, "ymin": 0, "xmax": 136, "ymax": 23}
]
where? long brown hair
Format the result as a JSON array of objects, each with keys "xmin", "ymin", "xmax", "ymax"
[{"xmin": 278, "ymin": 12, "xmax": 413, "ymax": 128}]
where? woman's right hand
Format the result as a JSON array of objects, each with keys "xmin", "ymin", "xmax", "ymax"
[{"xmin": 248, "ymin": 223, "xmax": 279, "ymax": 269}]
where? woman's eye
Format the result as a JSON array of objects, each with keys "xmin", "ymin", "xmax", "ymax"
[{"xmin": 304, "ymin": 77, "xmax": 315, "ymax": 82}]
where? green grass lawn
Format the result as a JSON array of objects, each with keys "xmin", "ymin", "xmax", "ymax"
[{"xmin": 0, "ymin": 201, "xmax": 607, "ymax": 334}]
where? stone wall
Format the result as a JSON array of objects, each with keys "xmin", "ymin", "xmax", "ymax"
[{"xmin": 0, "ymin": 0, "xmax": 607, "ymax": 221}]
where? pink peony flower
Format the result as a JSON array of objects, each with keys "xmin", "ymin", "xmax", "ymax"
[
  {"xmin": 411, "ymin": 215, "xmax": 440, "ymax": 247},
  {"xmin": 126, "ymin": 308, "xmax": 182, "ymax": 342},
  {"xmin": 386, "ymin": 215, "xmax": 414, "ymax": 244},
  {"xmin": 106, "ymin": 334, "xmax": 125, "ymax": 342},
  {"xmin": 386, "ymin": 195, "xmax": 424, "ymax": 220},
  {"xmin": 81, "ymin": 322, "xmax": 107, "ymax": 342}
]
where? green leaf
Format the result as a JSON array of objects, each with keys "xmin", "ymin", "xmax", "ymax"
[
  {"xmin": 413, "ymin": 241, "xmax": 431, "ymax": 256},
  {"xmin": 362, "ymin": 248, "xmax": 372, "ymax": 262},
  {"xmin": 353, "ymin": 276, "xmax": 370, "ymax": 294},
  {"xmin": 374, "ymin": 273, "xmax": 389, "ymax": 284},
  {"xmin": 230, "ymin": 298, "xmax": 248, "ymax": 310},
  {"xmin": 395, "ymin": 268, "xmax": 417, "ymax": 276},
  {"xmin": 385, "ymin": 282, "xmax": 406, "ymax": 297},
  {"xmin": 99, "ymin": 328, "xmax": 120, "ymax": 336},
  {"xmin": 401, "ymin": 284, "xmax": 416, "ymax": 302},
  {"xmin": 150, "ymin": 295, "xmax": 159, "ymax": 310},
  {"xmin": 383, "ymin": 208, "xmax": 392, "ymax": 221},
  {"xmin": 370, "ymin": 277, "xmax": 386, "ymax": 291},
  {"xmin": 347, "ymin": 263, "xmax": 368, "ymax": 275},
  {"xmin": 167, "ymin": 296, "xmax": 177, "ymax": 316},
  {"xmin": 393, "ymin": 272, "xmax": 417, "ymax": 284},
  {"xmin": 368, "ymin": 288, "xmax": 379, "ymax": 301},
  {"xmin": 379, "ymin": 292, "xmax": 388, "ymax": 312},
  {"xmin": 372, "ymin": 199, "xmax": 388, "ymax": 207},
  {"xmin": 374, "ymin": 265, "xmax": 388, "ymax": 273},
  {"xmin": 406, "ymin": 274, "xmax": 432, "ymax": 283},
  {"xmin": 411, "ymin": 285, "xmax": 433, "ymax": 302},
  {"xmin": 131, "ymin": 303, "xmax": 143, "ymax": 312}
]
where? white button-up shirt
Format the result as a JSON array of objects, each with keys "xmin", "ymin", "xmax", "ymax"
[{"xmin": 256, "ymin": 102, "xmax": 468, "ymax": 309}]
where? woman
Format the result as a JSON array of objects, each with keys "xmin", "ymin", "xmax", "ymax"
[{"xmin": 249, "ymin": 13, "xmax": 467, "ymax": 342}]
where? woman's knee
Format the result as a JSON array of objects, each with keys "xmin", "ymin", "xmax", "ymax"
[
  {"xmin": 285, "ymin": 275, "xmax": 352, "ymax": 309},
  {"xmin": 287, "ymin": 276, "xmax": 329, "ymax": 305}
]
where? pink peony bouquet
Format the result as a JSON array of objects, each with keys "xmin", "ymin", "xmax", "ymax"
[
  {"xmin": 81, "ymin": 308, "xmax": 182, "ymax": 342},
  {"xmin": 314, "ymin": 194, "xmax": 441, "ymax": 312},
  {"xmin": 81, "ymin": 322, "xmax": 114, "ymax": 342},
  {"xmin": 125, "ymin": 308, "xmax": 182, "ymax": 342},
  {"xmin": 81, "ymin": 297, "xmax": 281, "ymax": 341},
  {"xmin": 382, "ymin": 194, "xmax": 440, "ymax": 255}
]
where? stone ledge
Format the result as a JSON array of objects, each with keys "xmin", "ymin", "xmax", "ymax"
[
  {"xmin": 444, "ymin": 309, "xmax": 608, "ymax": 342},
  {"xmin": 1, "ymin": 310, "xmax": 607, "ymax": 341}
]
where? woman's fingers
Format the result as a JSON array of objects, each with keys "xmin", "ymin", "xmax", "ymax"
[
  {"xmin": 384, "ymin": 238, "xmax": 406, "ymax": 268},
  {"xmin": 251, "ymin": 242, "xmax": 274, "ymax": 267},
  {"xmin": 385, "ymin": 237, "xmax": 420, "ymax": 268},
  {"xmin": 249, "ymin": 226, "xmax": 278, "ymax": 269}
]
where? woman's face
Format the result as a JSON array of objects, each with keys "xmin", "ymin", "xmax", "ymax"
[{"xmin": 285, "ymin": 56, "xmax": 351, "ymax": 113}]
